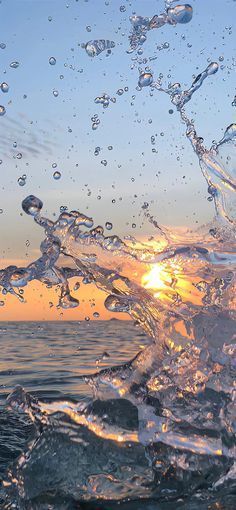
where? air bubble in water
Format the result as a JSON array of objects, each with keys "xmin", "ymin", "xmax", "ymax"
[
  {"xmin": 22, "ymin": 195, "xmax": 43, "ymax": 216},
  {"xmin": 167, "ymin": 4, "xmax": 193, "ymax": 24},
  {"xmin": 0, "ymin": 106, "xmax": 6, "ymax": 116},
  {"xmin": 1, "ymin": 82, "xmax": 9, "ymax": 93},
  {"xmin": 49, "ymin": 56, "xmax": 56, "ymax": 65},
  {"xmin": 138, "ymin": 72, "xmax": 153, "ymax": 87},
  {"xmin": 85, "ymin": 39, "xmax": 115, "ymax": 57},
  {"xmin": 53, "ymin": 171, "xmax": 61, "ymax": 180}
]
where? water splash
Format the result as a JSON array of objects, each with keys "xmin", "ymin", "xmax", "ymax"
[
  {"xmin": 1, "ymin": 99, "xmax": 236, "ymax": 501},
  {"xmin": 128, "ymin": 3, "xmax": 193, "ymax": 53},
  {"xmin": 1, "ymin": 2, "xmax": 236, "ymax": 507},
  {"xmin": 150, "ymin": 62, "xmax": 236, "ymax": 225}
]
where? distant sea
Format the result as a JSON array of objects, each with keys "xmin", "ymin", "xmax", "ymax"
[{"xmin": 0, "ymin": 321, "xmax": 235, "ymax": 509}]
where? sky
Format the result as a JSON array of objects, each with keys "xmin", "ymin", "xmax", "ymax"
[{"xmin": 0, "ymin": 0, "xmax": 235, "ymax": 320}]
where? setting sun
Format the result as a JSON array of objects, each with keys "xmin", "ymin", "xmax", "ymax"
[
  {"xmin": 142, "ymin": 264, "xmax": 172, "ymax": 296},
  {"xmin": 141, "ymin": 260, "xmax": 203, "ymax": 306}
]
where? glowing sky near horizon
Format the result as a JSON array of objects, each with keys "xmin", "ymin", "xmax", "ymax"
[{"xmin": 0, "ymin": 0, "xmax": 235, "ymax": 320}]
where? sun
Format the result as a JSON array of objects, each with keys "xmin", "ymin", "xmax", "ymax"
[
  {"xmin": 142, "ymin": 264, "xmax": 172, "ymax": 296},
  {"xmin": 142, "ymin": 260, "xmax": 203, "ymax": 306}
]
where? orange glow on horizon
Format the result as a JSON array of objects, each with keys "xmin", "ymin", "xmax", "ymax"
[
  {"xmin": 141, "ymin": 261, "xmax": 203, "ymax": 306},
  {"xmin": 0, "ymin": 275, "xmax": 129, "ymax": 322}
]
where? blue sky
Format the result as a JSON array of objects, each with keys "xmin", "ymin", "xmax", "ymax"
[{"xmin": 0, "ymin": 0, "xmax": 235, "ymax": 261}]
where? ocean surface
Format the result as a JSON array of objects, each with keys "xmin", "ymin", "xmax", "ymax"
[{"xmin": 0, "ymin": 320, "xmax": 235, "ymax": 510}]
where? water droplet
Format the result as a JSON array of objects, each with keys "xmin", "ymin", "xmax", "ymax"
[
  {"xmin": 53, "ymin": 89, "xmax": 59, "ymax": 97},
  {"xmin": 101, "ymin": 160, "xmax": 107, "ymax": 166},
  {"xmin": 117, "ymin": 88, "xmax": 124, "ymax": 95},
  {"xmin": 0, "ymin": 105, "xmax": 6, "ymax": 116},
  {"xmin": 105, "ymin": 221, "xmax": 113, "ymax": 230},
  {"xmin": 22, "ymin": 195, "xmax": 43, "ymax": 216},
  {"xmin": 86, "ymin": 26, "xmax": 92, "ymax": 32},
  {"xmin": 1, "ymin": 82, "xmax": 9, "ymax": 93},
  {"xmin": 94, "ymin": 146, "xmax": 101, "ymax": 156},
  {"xmin": 18, "ymin": 176, "xmax": 26, "ymax": 186},
  {"xmin": 167, "ymin": 4, "xmax": 193, "ymax": 24},
  {"xmin": 10, "ymin": 61, "xmax": 20, "ymax": 68},
  {"xmin": 219, "ymin": 123, "xmax": 236, "ymax": 145},
  {"xmin": 93, "ymin": 311, "xmax": 100, "ymax": 318},
  {"xmin": 0, "ymin": 43, "xmax": 6, "ymax": 49},
  {"xmin": 49, "ymin": 56, "xmax": 56, "ymax": 65},
  {"xmin": 120, "ymin": 5, "xmax": 126, "ymax": 12},
  {"xmin": 206, "ymin": 62, "xmax": 219, "ymax": 75},
  {"xmin": 94, "ymin": 93, "xmax": 111, "ymax": 108},
  {"xmin": 0, "ymin": 301, "xmax": 5, "ymax": 306},
  {"xmin": 53, "ymin": 171, "xmax": 61, "ymax": 180},
  {"xmin": 138, "ymin": 72, "xmax": 153, "ymax": 87},
  {"xmin": 85, "ymin": 39, "xmax": 115, "ymax": 57}
]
